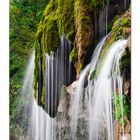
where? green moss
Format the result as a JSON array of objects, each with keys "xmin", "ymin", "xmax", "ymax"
[
  {"xmin": 35, "ymin": 0, "xmax": 60, "ymax": 55},
  {"xmin": 66, "ymin": 30, "xmax": 75, "ymax": 42},
  {"xmin": 75, "ymin": 0, "xmax": 93, "ymax": 36},
  {"xmin": 120, "ymin": 48, "xmax": 130, "ymax": 75},
  {"xmin": 57, "ymin": 0, "xmax": 75, "ymax": 42},
  {"xmin": 77, "ymin": 63, "xmax": 83, "ymax": 75},
  {"xmin": 44, "ymin": 15, "xmax": 60, "ymax": 54},
  {"xmin": 70, "ymin": 45, "xmax": 78, "ymax": 62},
  {"xmin": 74, "ymin": 0, "xmax": 94, "ymax": 74},
  {"xmin": 113, "ymin": 94, "xmax": 130, "ymax": 125},
  {"xmin": 120, "ymin": 18, "xmax": 131, "ymax": 27},
  {"xmin": 112, "ymin": 10, "xmax": 131, "ymax": 40},
  {"xmin": 90, "ymin": 69, "xmax": 96, "ymax": 80}
]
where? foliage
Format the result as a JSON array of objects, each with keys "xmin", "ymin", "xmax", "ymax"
[
  {"xmin": 113, "ymin": 94, "xmax": 130, "ymax": 125},
  {"xmin": 10, "ymin": 0, "xmax": 47, "ymax": 138},
  {"xmin": 70, "ymin": 45, "xmax": 78, "ymax": 62},
  {"xmin": 120, "ymin": 47, "xmax": 130, "ymax": 75},
  {"xmin": 112, "ymin": 9, "xmax": 131, "ymax": 40},
  {"xmin": 90, "ymin": 69, "xmax": 96, "ymax": 80}
]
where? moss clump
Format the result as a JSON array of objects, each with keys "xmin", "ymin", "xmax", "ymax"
[
  {"xmin": 113, "ymin": 94, "xmax": 130, "ymax": 125},
  {"xmin": 70, "ymin": 45, "xmax": 78, "ymax": 62},
  {"xmin": 44, "ymin": 15, "xmax": 60, "ymax": 54},
  {"xmin": 74, "ymin": 0, "xmax": 94, "ymax": 74},
  {"xmin": 36, "ymin": 0, "xmax": 60, "ymax": 55},
  {"xmin": 66, "ymin": 30, "xmax": 75, "ymax": 42},
  {"xmin": 57, "ymin": 0, "xmax": 75, "ymax": 42},
  {"xmin": 120, "ymin": 47, "xmax": 130, "ymax": 76},
  {"xmin": 120, "ymin": 18, "xmax": 131, "ymax": 27},
  {"xmin": 112, "ymin": 9, "xmax": 131, "ymax": 40},
  {"xmin": 90, "ymin": 69, "xmax": 96, "ymax": 80}
]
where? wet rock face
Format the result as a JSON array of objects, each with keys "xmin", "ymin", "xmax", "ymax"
[
  {"xmin": 123, "ymin": 81, "xmax": 130, "ymax": 95},
  {"xmin": 55, "ymin": 85, "xmax": 70, "ymax": 140},
  {"xmin": 34, "ymin": 36, "xmax": 76, "ymax": 118},
  {"xmin": 66, "ymin": 81, "xmax": 78, "ymax": 95}
]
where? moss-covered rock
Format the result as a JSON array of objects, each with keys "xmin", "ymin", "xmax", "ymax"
[
  {"xmin": 112, "ymin": 9, "xmax": 131, "ymax": 41},
  {"xmin": 34, "ymin": 0, "xmax": 113, "ymax": 76},
  {"xmin": 89, "ymin": 9, "xmax": 131, "ymax": 80},
  {"xmin": 57, "ymin": 0, "xmax": 75, "ymax": 42},
  {"xmin": 120, "ymin": 37, "xmax": 131, "ymax": 76},
  {"xmin": 36, "ymin": 0, "xmax": 60, "ymax": 55},
  {"xmin": 74, "ymin": 0, "xmax": 94, "ymax": 74}
]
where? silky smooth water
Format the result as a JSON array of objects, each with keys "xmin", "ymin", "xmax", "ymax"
[
  {"xmin": 69, "ymin": 39, "xmax": 127, "ymax": 140},
  {"xmin": 21, "ymin": 37, "xmax": 128, "ymax": 140}
]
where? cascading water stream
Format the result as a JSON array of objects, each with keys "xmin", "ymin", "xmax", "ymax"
[
  {"xmin": 69, "ymin": 35, "xmax": 109, "ymax": 139},
  {"xmin": 23, "ymin": 52, "xmax": 57, "ymax": 140},
  {"xmin": 88, "ymin": 40, "xmax": 127, "ymax": 140},
  {"xmin": 112, "ymin": 46, "xmax": 126, "ymax": 139},
  {"xmin": 21, "ymin": 34, "xmax": 128, "ymax": 140},
  {"xmin": 38, "ymin": 35, "xmax": 74, "ymax": 118},
  {"xmin": 21, "ymin": 35, "xmax": 74, "ymax": 140},
  {"xmin": 69, "ymin": 38, "xmax": 128, "ymax": 140}
]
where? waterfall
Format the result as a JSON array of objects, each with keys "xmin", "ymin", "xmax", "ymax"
[
  {"xmin": 21, "ymin": 52, "xmax": 57, "ymax": 140},
  {"xmin": 69, "ymin": 38, "xmax": 128, "ymax": 140},
  {"xmin": 88, "ymin": 40, "xmax": 127, "ymax": 140},
  {"xmin": 69, "ymin": 35, "xmax": 109, "ymax": 139},
  {"xmin": 20, "ymin": 52, "xmax": 35, "ymax": 139},
  {"xmin": 21, "ymin": 36, "xmax": 74, "ymax": 140},
  {"xmin": 112, "ymin": 45, "xmax": 127, "ymax": 139},
  {"xmin": 21, "ymin": 35, "xmax": 128, "ymax": 140},
  {"xmin": 43, "ymin": 35, "xmax": 74, "ymax": 117}
]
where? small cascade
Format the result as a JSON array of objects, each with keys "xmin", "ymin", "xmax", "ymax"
[
  {"xmin": 27, "ymin": 36, "xmax": 75, "ymax": 140},
  {"xmin": 43, "ymin": 36, "xmax": 74, "ymax": 117},
  {"xmin": 30, "ymin": 101, "xmax": 57, "ymax": 140},
  {"xmin": 21, "ymin": 52, "xmax": 57, "ymax": 140},
  {"xmin": 112, "ymin": 46, "xmax": 126, "ymax": 139},
  {"xmin": 69, "ymin": 35, "xmax": 109, "ymax": 139},
  {"xmin": 98, "ymin": 5, "xmax": 108, "ymax": 38},
  {"xmin": 69, "ymin": 38, "xmax": 128, "ymax": 140},
  {"xmin": 94, "ymin": 0, "xmax": 130, "ymax": 44},
  {"xmin": 35, "ymin": 35, "xmax": 75, "ymax": 117},
  {"xmin": 88, "ymin": 40, "xmax": 127, "ymax": 140},
  {"xmin": 19, "ymin": 52, "xmax": 35, "ymax": 139},
  {"xmin": 20, "ymin": 52, "xmax": 35, "ymax": 130}
]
